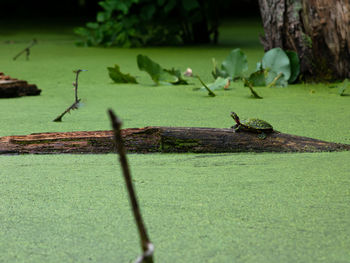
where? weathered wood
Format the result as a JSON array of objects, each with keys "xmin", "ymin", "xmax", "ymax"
[
  {"xmin": 258, "ymin": 0, "xmax": 350, "ymax": 80},
  {"xmin": 0, "ymin": 127, "xmax": 349, "ymax": 154},
  {"xmin": 0, "ymin": 79, "xmax": 41, "ymax": 98}
]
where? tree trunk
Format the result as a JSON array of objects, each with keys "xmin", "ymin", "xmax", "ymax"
[
  {"xmin": 258, "ymin": 0, "xmax": 350, "ymax": 80},
  {"xmin": 1, "ymin": 127, "xmax": 349, "ymax": 154}
]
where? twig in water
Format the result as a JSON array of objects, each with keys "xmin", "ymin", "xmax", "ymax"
[
  {"xmin": 53, "ymin": 69, "xmax": 87, "ymax": 122},
  {"xmin": 13, "ymin": 39, "xmax": 37, "ymax": 60},
  {"xmin": 52, "ymin": 99, "xmax": 81, "ymax": 122},
  {"xmin": 108, "ymin": 109, "xmax": 154, "ymax": 263}
]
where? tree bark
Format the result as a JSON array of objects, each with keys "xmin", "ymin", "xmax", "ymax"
[
  {"xmin": 0, "ymin": 127, "xmax": 349, "ymax": 154},
  {"xmin": 258, "ymin": 0, "xmax": 350, "ymax": 80}
]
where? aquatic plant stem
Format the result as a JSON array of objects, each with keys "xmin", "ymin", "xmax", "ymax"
[
  {"xmin": 266, "ymin": 72, "xmax": 283, "ymax": 88},
  {"xmin": 242, "ymin": 78, "xmax": 262, "ymax": 99},
  {"xmin": 194, "ymin": 75, "xmax": 216, "ymax": 97},
  {"xmin": 108, "ymin": 109, "xmax": 154, "ymax": 263}
]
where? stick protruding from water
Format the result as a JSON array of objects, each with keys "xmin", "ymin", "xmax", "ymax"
[{"xmin": 108, "ymin": 109, "xmax": 154, "ymax": 263}]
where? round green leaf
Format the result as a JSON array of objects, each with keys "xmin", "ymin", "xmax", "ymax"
[
  {"xmin": 201, "ymin": 77, "xmax": 230, "ymax": 91},
  {"xmin": 221, "ymin": 48, "xmax": 248, "ymax": 79},
  {"xmin": 262, "ymin": 48, "xmax": 291, "ymax": 81},
  {"xmin": 248, "ymin": 70, "xmax": 266, "ymax": 87},
  {"xmin": 285, "ymin": 50, "xmax": 300, "ymax": 83}
]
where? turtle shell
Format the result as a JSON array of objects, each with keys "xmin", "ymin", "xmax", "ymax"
[{"xmin": 240, "ymin": 118, "xmax": 273, "ymax": 132}]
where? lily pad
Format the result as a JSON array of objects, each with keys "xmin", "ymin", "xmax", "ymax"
[
  {"xmin": 262, "ymin": 48, "xmax": 291, "ymax": 82},
  {"xmin": 201, "ymin": 77, "xmax": 230, "ymax": 91},
  {"xmin": 221, "ymin": 48, "xmax": 248, "ymax": 79},
  {"xmin": 265, "ymin": 71, "xmax": 288, "ymax": 87},
  {"xmin": 247, "ymin": 70, "xmax": 266, "ymax": 87},
  {"xmin": 285, "ymin": 50, "xmax": 300, "ymax": 83}
]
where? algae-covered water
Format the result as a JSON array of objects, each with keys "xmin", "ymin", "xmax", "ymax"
[{"xmin": 1, "ymin": 20, "xmax": 350, "ymax": 263}]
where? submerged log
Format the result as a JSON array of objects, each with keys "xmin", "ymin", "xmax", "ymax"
[
  {"xmin": 0, "ymin": 72, "xmax": 41, "ymax": 98},
  {"xmin": 0, "ymin": 127, "xmax": 349, "ymax": 154},
  {"xmin": 0, "ymin": 79, "xmax": 41, "ymax": 98}
]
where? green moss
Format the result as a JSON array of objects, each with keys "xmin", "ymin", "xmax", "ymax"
[
  {"xmin": 160, "ymin": 138, "xmax": 200, "ymax": 152},
  {"xmin": 301, "ymin": 32, "xmax": 313, "ymax": 48},
  {"xmin": 1, "ymin": 153, "xmax": 350, "ymax": 262},
  {"xmin": 292, "ymin": 0, "xmax": 303, "ymax": 18}
]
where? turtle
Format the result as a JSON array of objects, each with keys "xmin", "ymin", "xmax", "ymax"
[{"xmin": 230, "ymin": 112, "xmax": 273, "ymax": 139}]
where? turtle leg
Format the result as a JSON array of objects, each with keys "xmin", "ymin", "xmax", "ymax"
[
  {"xmin": 257, "ymin": 132, "xmax": 266, "ymax": 139},
  {"xmin": 231, "ymin": 124, "xmax": 241, "ymax": 132}
]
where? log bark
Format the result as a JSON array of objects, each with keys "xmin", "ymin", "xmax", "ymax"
[
  {"xmin": 0, "ymin": 79, "xmax": 41, "ymax": 98},
  {"xmin": 0, "ymin": 127, "xmax": 349, "ymax": 154},
  {"xmin": 258, "ymin": 0, "xmax": 350, "ymax": 80}
]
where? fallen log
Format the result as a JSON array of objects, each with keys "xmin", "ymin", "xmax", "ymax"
[
  {"xmin": 0, "ymin": 127, "xmax": 349, "ymax": 154},
  {"xmin": 0, "ymin": 79, "xmax": 41, "ymax": 98}
]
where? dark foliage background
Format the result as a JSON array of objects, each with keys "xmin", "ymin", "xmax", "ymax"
[
  {"xmin": 0, "ymin": 0, "xmax": 260, "ymax": 47},
  {"xmin": 0, "ymin": 0, "xmax": 259, "ymax": 19}
]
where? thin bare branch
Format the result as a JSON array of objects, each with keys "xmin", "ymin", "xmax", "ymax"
[
  {"xmin": 108, "ymin": 109, "xmax": 154, "ymax": 263},
  {"xmin": 53, "ymin": 69, "xmax": 86, "ymax": 122},
  {"xmin": 13, "ymin": 39, "xmax": 37, "ymax": 60}
]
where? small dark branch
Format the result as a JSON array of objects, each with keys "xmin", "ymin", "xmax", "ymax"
[
  {"xmin": 108, "ymin": 109, "xmax": 154, "ymax": 263},
  {"xmin": 73, "ymin": 69, "xmax": 86, "ymax": 103},
  {"xmin": 53, "ymin": 99, "xmax": 81, "ymax": 122},
  {"xmin": 13, "ymin": 39, "xmax": 37, "ymax": 61},
  {"xmin": 53, "ymin": 69, "xmax": 86, "ymax": 122}
]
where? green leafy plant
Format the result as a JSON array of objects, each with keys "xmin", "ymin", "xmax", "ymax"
[
  {"xmin": 212, "ymin": 49, "xmax": 248, "ymax": 80},
  {"xmin": 163, "ymin": 68, "xmax": 189, "ymax": 85},
  {"xmin": 203, "ymin": 77, "xmax": 231, "ymax": 91},
  {"xmin": 261, "ymin": 47, "xmax": 291, "ymax": 87},
  {"xmin": 184, "ymin": 68, "xmax": 216, "ymax": 97},
  {"xmin": 137, "ymin": 54, "xmax": 188, "ymax": 85},
  {"xmin": 246, "ymin": 69, "xmax": 266, "ymax": 87},
  {"xmin": 106, "ymin": 48, "xmax": 301, "ymax": 100},
  {"xmin": 285, "ymin": 50, "xmax": 300, "ymax": 84},
  {"xmin": 108, "ymin": 54, "xmax": 188, "ymax": 86},
  {"xmin": 197, "ymin": 77, "xmax": 231, "ymax": 95},
  {"xmin": 75, "ymin": 0, "xmax": 220, "ymax": 47},
  {"xmin": 108, "ymin": 64, "xmax": 138, "ymax": 83},
  {"xmin": 211, "ymin": 48, "xmax": 301, "ymax": 98}
]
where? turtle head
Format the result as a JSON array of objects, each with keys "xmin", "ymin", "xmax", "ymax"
[{"xmin": 230, "ymin": 112, "xmax": 240, "ymax": 124}]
